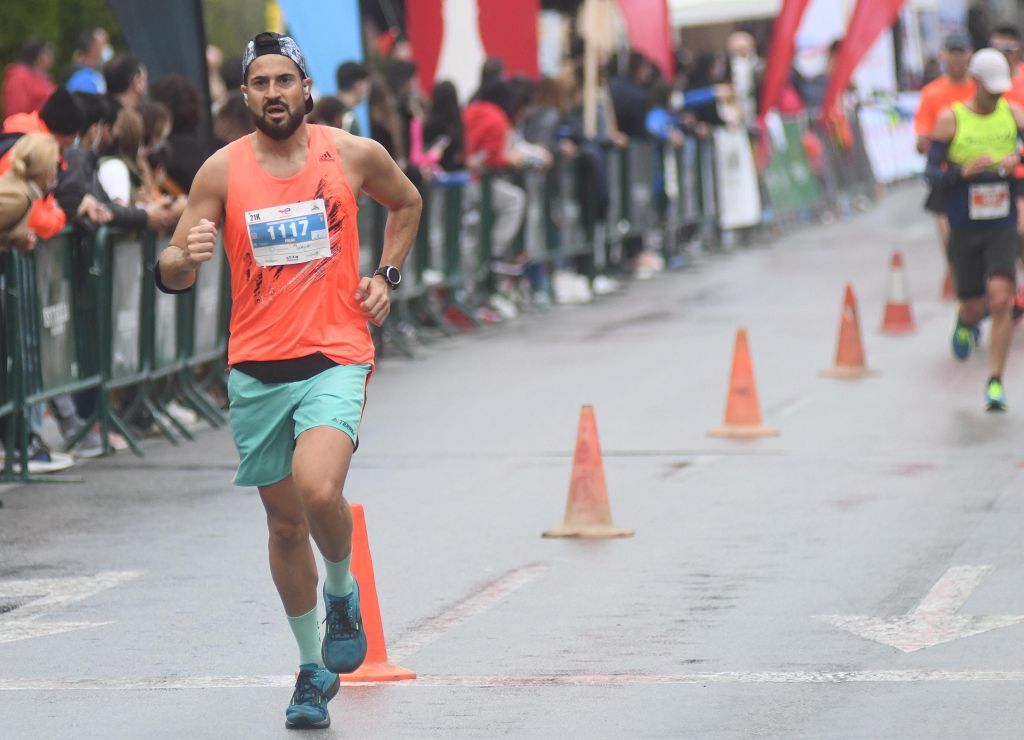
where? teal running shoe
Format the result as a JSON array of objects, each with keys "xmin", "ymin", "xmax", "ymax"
[
  {"xmin": 322, "ymin": 580, "xmax": 367, "ymax": 674},
  {"xmin": 986, "ymin": 378, "xmax": 1008, "ymax": 412},
  {"xmin": 951, "ymin": 315, "xmax": 977, "ymax": 360},
  {"xmin": 285, "ymin": 663, "xmax": 339, "ymax": 730}
]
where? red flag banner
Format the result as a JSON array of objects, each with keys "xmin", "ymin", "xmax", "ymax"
[
  {"xmin": 819, "ymin": 0, "xmax": 906, "ymax": 123},
  {"xmin": 406, "ymin": 0, "xmax": 539, "ymax": 98},
  {"xmin": 616, "ymin": 0, "xmax": 675, "ymax": 80},
  {"xmin": 758, "ymin": 0, "xmax": 811, "ymax": 117}
]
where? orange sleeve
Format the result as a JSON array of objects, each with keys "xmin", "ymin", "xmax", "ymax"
[
  {"xmin": 26, "ymin": 194, "xmax": 67, "ymax": 239},
  {"xmin": 914, "ymin": 88, "xmax": 937, "ymax": 137}
]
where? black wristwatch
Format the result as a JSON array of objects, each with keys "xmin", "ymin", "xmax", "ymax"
[{"xmin": 374, "ymin": 265, "xmax": 402, "ymax": 290}]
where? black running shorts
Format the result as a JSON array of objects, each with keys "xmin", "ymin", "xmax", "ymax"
[{"xmin": 947, "ymin": 225, "xmax": 1018, "ymax": 299}]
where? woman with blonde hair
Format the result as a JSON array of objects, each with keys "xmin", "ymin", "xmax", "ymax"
[{"xmin": 0, "ymin": 133, "xmax": 59, "ymax": 251}]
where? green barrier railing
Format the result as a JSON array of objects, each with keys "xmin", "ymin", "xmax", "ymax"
[
  {"xmin": 4, "ymin": 233, "xmax": 104, "ymax": 480},
  {"xmin": 0, "ymin": 227, "xmax": 230, "ymax": 480},
  {"xmin": 763, "ymin": 116, "xmax": 822, "ymax": 223},
  {"xmin": 1, "ymin": 131, "xmax": 732, "ymax": 477}
]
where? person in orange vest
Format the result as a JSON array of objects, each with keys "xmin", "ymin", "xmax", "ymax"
[{"xmin": 915, "ymin": 33, "xmax": 975, "ymax": 287}]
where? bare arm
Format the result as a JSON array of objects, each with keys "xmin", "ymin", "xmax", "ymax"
[
  {"xmin": 352, "ymin": 136, "xmax": 422, "ymax": 271},
  {"xmin": 335, "ymin": 133, "xmax": 422, "ymax": 326},
  {"xmin": 156, "ymin": 149, "xmax": 228, "ymax": 291}
]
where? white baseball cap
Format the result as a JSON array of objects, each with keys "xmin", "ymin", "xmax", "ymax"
[{"xmin": 969, "ymin": 48, "xmax": 1012, "ymax": 94}]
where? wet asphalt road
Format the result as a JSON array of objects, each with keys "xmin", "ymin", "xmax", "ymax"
[{"xmin": 3, "ymin": 184, "xmax": 1024, "ymax": 738}]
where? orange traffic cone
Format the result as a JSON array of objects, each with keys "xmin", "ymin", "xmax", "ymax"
[
  {"xmin": 821, "ymin": 284, "xmax": 878, "ymax": 378},
  {"xmin": 708, "ymin": 328, "xmax": 778, "ymax": 438},
  {"xmin": 543, "ymin": 405, "xmax": 634, "ymax": 538},
  {"xmin": 881, "ymin": 251, "xmax": 915, "ymax": 334},
  {"xmin": 941, "ymin": 270, "xmax": 955, "ymax": 301},
  {"xmin": 339, "ymin": 504, "xmax": 416, "ymax": 682}
]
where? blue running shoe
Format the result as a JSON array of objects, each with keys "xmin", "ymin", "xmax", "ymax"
[
  {"xmin": 322, "ymin": 580, "xmax": 367, "ymax": 674},
  {"xmin": 285, "ymin": 663, "xmax": 339, "ymax": 730},
  {"xmin": 951, "ymin": 315, "xmax": 976, "ymax": 360},
  {"xmin": 986, "ymin": 378, "xmax": 1008, "ymax": 412}
]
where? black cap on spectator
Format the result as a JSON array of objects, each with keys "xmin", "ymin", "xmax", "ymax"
[
  {"xmin": 104, "ymin": 53, "xmax": 143, "ymax": 97},
  {"xmin": 40, "ymin": 87, "xmax": 85, "ymax": 136},
  {"xmin": 335, "ymin": 61, "xmax": 368, "ymax": 92},
  {"xmin": 944, "ymin": 32, "xmax": 972, "ymax": 50}
]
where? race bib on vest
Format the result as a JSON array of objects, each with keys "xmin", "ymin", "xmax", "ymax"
[
  {"xmin": 968, "ymin": 182, "xmax": 1011, "ymax": 221},
  {"xmin": 245, "ymin": 198, "xmax": 331, "ymax": 267}
]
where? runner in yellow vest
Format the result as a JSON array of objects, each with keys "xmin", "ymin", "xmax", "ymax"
[{"xmin": 928, "ymin": 48, "xmax": 1024, "ymax": 411}]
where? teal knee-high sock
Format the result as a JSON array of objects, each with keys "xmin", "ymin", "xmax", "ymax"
[
  {"xmin": 287, "ymin": 607, "xmax": 323, "ymax": 667},
  {"xmin": 323, "ymin": 553, "xmax": 354, "ymax": 597}
]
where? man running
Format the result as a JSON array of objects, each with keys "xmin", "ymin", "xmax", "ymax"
[
  {"xmin": 915, "ymin": 33, "xmax": 974, "ymax": 285},
  {"xmin": 155, "ymin": 33, "xmax": 421, "ymax": 728},
  {"xmin": 928, "ymin": 48, "xmax": 1024, "ymax": 411}
]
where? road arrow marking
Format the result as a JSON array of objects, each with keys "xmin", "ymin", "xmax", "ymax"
[
  {"xmin": 817, "ymin": 565, "xmax": 1024, "ymax": 652},
  {"xmin": 0, "ymin": 571, "xmax": 141, "ymax": 644}
]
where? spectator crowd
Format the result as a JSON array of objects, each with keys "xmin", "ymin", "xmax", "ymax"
[{"xmin": 6, "ymin": 17, "xmax": 907, "ymax": 475}]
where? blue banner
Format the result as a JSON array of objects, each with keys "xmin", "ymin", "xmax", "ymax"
[{"xmin": 276, "ymin": 0, "xmax": 369, "ymax": 136}]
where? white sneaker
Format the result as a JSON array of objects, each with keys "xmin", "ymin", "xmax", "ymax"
[
  {"xmin": 592, "ymin": 275, "xmax": 620, "ymax": 295},
  {"xmin": 489, "ymin": 294, "xmax": 519, "ymax": 319},
  {"xmin": 553, "ymin": 271, "xmax": 593, "ymax": 305},
  {"xmin": 71, "ymin": 425, "xmax": 104, "ymax": 459},
  {"xmin": 12, "ymin": 436, "xmax": 75, "ymax": 474},
  {"xmin": 166, "ymin": 400, "xmax": 199, "ymax": 427},
  {"xmin": 107, "ymin": 429, "xmax": 129, "ymax": 452}
]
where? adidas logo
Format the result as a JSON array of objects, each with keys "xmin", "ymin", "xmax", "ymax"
[{"xmin": 319, "ymin": 151, "xmax": 335, "ymax": 162}]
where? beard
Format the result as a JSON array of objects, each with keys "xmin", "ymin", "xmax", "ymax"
[{"xmin": 251, "ymin": 100, "xmax": 304, "ymax": 140}]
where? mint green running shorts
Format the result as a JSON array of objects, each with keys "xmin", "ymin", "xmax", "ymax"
[{"xmin": 227, "ymin": 363, "xmax": 372, "ymax": 488}]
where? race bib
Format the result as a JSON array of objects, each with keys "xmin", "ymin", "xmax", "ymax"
[
  {"xmin": 968, "ymin": 182, "xmax": 1011, "ymax": 221},
  {"xmin": 245, "ymin": 199, "xmax": 331, "ymax": 267}
]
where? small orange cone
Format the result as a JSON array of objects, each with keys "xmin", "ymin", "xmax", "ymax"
[
  {"xmin": 821, "ymin": 284, "xmax": 879, "ymax": 378},
  {"xmin": 881, "ymin": 251, "xmax": 915, "ymax": 334},
  {"xmin": 941, "ymin": 270, "xmax": 955, "ymax": 301},
  {"xmin": 708, "ymin": 328, "xmax": 778, "ymax": 438},
  {"xmin": 339, "ymin": 504, "xmax": 416, "ymax": 682},
  {"xmin": 543, "ymin": 406, "xmax": 634, "ymax": 538}
]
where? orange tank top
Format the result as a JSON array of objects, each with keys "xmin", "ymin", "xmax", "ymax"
[{"xmin": 223, "ymin": 125, "xmax": 373, "ymax": 367}]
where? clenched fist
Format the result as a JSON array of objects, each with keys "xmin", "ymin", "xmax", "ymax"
[{"xmin": 184, "ymin": 218, "xmax": 217, "ymax": 268}]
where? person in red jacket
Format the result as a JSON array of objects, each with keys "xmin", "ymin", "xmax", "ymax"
[
  {"xmin": 463, "ymin": 81, "xmax": 527, "ymax": 269},
  {"xmin": 2, "ymin": 39, "xmax": 57, "ymax": 117}
]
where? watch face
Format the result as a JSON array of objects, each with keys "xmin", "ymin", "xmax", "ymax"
[{"xmin": 385, "ymin": 266, "xmax": 401, "ymax": 285}]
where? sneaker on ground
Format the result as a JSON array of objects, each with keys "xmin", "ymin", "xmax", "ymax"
[
  {"xmin": 13, "ymin": 436, "xmax": 75, "ymax": 474},
  {"xmin": 107, "ymin": 428, "xmax": 129, "ymax": 452},
  {"xmin": 951, "ymin": 315, "xmax": 976, "ymax": 361},
  {"xmin": 284, "ymin": 663, "xmax": 339, "ymax": 730},
  {"xmin": 592, "ymin": 275, "xmax": 620, "ymax": 296},
  {"xmin": 488, "ymin": 293, "xmax": 519, "ymax": 320},
  {"xmin": 165, "ymin": 400, "xmax": 198, "ymax": 426},
  {"xmin": 553, "ymin": 271, "xmax": 593, "ymax": 305},
  {"xmin": 986, "ymin": 378, "xmax": 1008, "ymax": 412},
  {"xmin": 71, "ymin": 425, "xmax": 105, "ymax": 459},
  {"xmin": 321, "ymin": 581, "xmax": 367, "ymax": 674}
]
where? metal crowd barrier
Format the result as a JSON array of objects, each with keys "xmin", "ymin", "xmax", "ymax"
[
  {"xmin": 1, "ymin": 227, "xmax": 229, "ymax": 481},
  {"xmin": 1, "ymin": 132, "xmax": 730, "ymax": 478},
  {"xmin": 761, "ymin": 111, "xmax": 877, "ymax": 225}
]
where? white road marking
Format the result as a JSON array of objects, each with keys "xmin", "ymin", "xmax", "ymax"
[
  {"xmin": 0, "ymin": 571, "xmax": 142, "ymax": 644},
  {"xmin": 816, "ymin": 565, "xmax": 1024, "ymax": 652},
  {"xmin": 8, "ymin": 671, "xmax": 1024, "ymax": 691},
  {"xmin": 388, "ymin": 562, "xmax": 551, "ymax": 661}
]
